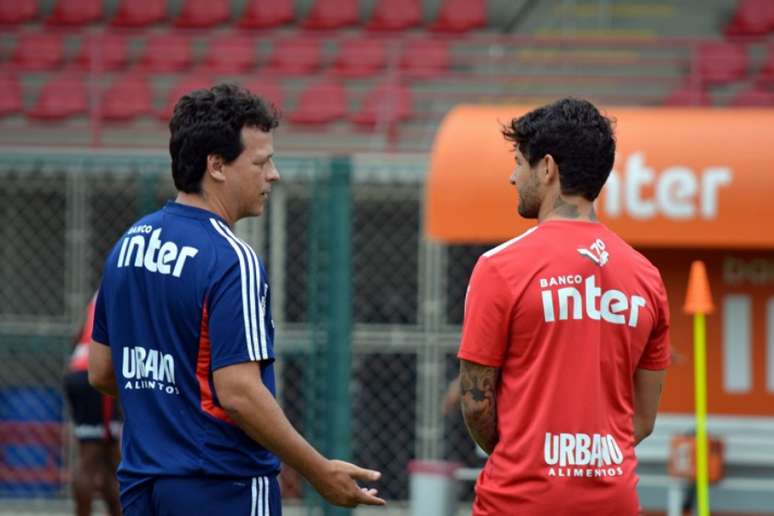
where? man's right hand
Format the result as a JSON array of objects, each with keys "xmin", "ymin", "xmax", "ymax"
[{"xmin": 311, "ymin": 460, "xmax": 386, "ymax": 508}]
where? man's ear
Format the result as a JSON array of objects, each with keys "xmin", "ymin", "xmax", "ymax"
[
  {"xmin": 541, "ymin": 154, "xmax": 559, "ymax": 185},
  {"xmin": 206, "ymin": 154, "xmax": 226, "ymax": 182}
]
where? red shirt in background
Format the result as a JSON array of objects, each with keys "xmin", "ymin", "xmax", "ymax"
[
  {"xmin": 458, "ymin": 220, "xmax": 670, "ymax": 516},
  {"xmin": 68, "ymin": 296, "xmax": 96, "ymax": 372}
]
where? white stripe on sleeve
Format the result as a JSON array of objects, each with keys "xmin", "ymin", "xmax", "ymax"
[
  {"xmin": 263, "ymin": 476, "xmax": 270, "ymax": 516},
  {"xmin": 250, "ymin": 477, "xmax": 257, "ymax": 516},
  {"xmin": 209, "ymin": 218, "xmax": 257, "ymax": 362}
]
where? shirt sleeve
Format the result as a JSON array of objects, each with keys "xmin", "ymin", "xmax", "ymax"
[
  {"xmin": 457, "ymin": 256, "xmax": 514, "ymax": 368},
  {"xmin": 207, "ymin": 255, "xmax": 275, "ymax": 371},
  {"xmin": 637, "ymin": 277, "xmax": 671, "ymax": 370},
  {"xmin": 92, "ymin": 286, "xmax": 108, "ymax": 345}
]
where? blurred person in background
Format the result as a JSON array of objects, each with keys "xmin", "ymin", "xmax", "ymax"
[
  {"xmin": 64, "ymin": 295, "xmax": 122, "ymax": 516},
  {"xmin": 87, "ymin": 84, "xmax": 384, "ymax": 516},
  {"xmin": 457, "ymin": 98, "xmax": 670, "ymax": 515}
]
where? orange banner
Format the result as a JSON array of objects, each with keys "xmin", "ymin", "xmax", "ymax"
[{"xmin": 426, "ymin": 106, "xmax": 774, "ymax": 248}]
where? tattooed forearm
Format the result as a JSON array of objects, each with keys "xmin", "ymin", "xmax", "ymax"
[{"xmin": 459, "ymin": 360, "xmax": 499, "ymax": 454}]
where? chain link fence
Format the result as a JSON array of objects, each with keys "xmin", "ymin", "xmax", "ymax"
[{"xmin": 0, "ymin": 150, "xmax": 488, "ymax": 512}]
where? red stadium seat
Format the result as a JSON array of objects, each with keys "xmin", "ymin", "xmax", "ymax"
[
  {"xmin": 725, "ymin": 0, "xmax": 774, "ymax": 37},
  {"xmin": 242, "ymin": 78, "xmax": 284, "ymax": 109},
  {"xmin": 173, "ymin": 0, "xmax": 230, "ymax": 27},
  {"xmin": 100, "ymin": 74, "xmax": 152, "ymax": 121},
  {"xmin": 366, "ymin": 0, "xmax": 421, "ymax": 31},
  {"xmin": 399, "ymin": 37, "xmax": 450, "ymax": 79},
  {"xmin": 46, "ymin": 0, "xmax": 102, "ymax": 26},
  {"xmin": 27, "ymin": 74, "xmax": 88, "ymax": 120},
  {"xmin": 198, "ymin": 34, "xmax": 258, "ymax": 74},
  {"xmin": 351, "ymin": 82, "xmax": 412, "ymax": 128},
  {"xmin": 664, "ymin": 81, "xmax": 710, "ymax": 106},
  {"xmin": 0, "ymin": 0, "xmax": 38, "ymax": 25},
  {"xmin": 429, "ymin": 0, "xmax": 486, "ymax": 32},
  {"xmin": 136, "ymin": 33, "xmax": 192, "ymax": 73},
  {"xmin": 238, "ymin": 0, "xmax": 294, "ymax": 29},
  {"xmin": 110, "ymin": 0, "xmax": 166, "ymax": 27},
  {"xmin": 72, "ymin": 33, "xmax": 129, "ymax": 72},
  {"xmin": 729, "ymin": 85, "xmax": 773, "ymax": 106},
  {"xmin": 265, "ymin": 36, "xmax": 323, "ymax": 76},
  {"xmin": 302, "ymin": 0, "xmax": 358, "ymax": 29},
  {"xmin": 0, "ymin": 75, "xmax": 23, "ymax": 116},
  {"xmin": 333, "ymin": 36, "xmax": 388, "ymax": 78},
  {"xmin": 696, "ymin": 42, "xmax": 748, "ymax": 84},
  {"xmin": 9, "ymin": 32, "xmax": 65, "ymax": 71},
  {"xmin": 290, "ymin": 80, "xmax": 346, "ymax": 125},
  {"xmin": 157, "ymin": 75, "xmax": 213, "ymax": 122}
]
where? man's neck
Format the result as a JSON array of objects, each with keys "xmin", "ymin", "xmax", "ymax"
[
  {"xmin": 538, "ymin": 193, "xmax": 597, "ymax": 223},
  {"xmin": 175, "ymin": 191, "xmax": 235, "ymax": 227}
]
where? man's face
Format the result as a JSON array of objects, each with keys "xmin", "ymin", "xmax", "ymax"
[
  {"xmin": 510, "ymin": 146, "xmax": 542, "ymax": 219},
  {"xmin": 224, "ymin": 126, "xmax": 279, "ymax": 219}
]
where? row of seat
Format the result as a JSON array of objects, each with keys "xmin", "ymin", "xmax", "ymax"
[
  {"xmin": 0, "ymin": 0, "xmax": 486, "ymax": 32},
  {"xmin": 2, "ymin": 31, "xmax": 452, "ymax": 78},
  {"xmin": 665, "ymin": 80, "xmax": 773, "ymax": 107},
  {"xmin": 696, "ymin": 41, "xmax": 774, "ymax": 85},
  {"xmin": 0, "ymin": 74, "xmax": 414, "ymax": 126},
  {"xmin": 725, "ymin": 0, "xmax": 774, "ymax": 38}
]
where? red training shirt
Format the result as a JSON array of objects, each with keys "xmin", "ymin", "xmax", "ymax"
[
  {"xmin": 458, "ymin": 220, "xmax": 670, "ymax": 516},
  {"xmin": 68, "ymin": 296, "xmax": 97, "ymax": 372}
]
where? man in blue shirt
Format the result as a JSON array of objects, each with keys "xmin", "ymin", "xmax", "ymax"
[{"xmin": 88, "ymin": 83, "xmax": 385, "ymax": 515}]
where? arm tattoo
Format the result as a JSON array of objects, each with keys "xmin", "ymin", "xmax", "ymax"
[{"xmin": 459, "ymin": 360, "xmax": 499, "ymax": 454}]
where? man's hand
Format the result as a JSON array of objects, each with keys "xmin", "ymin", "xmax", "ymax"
[{"xmin": 309, "ymin": 460, "xmax": 385, "ymax": 508}]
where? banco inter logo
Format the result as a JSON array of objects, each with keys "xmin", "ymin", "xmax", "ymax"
[
  {"xmin": 117, "ymin": 225, "xmax": 198, "ymax": 277},
  {"xmin": 122, "ymin": 346, "xmax": 180, "ymax": 395},
  {"xmin": 539, "ymin": 274, "xmax": 646, "ymax": 327},
  {"xmin": 544, "ymin": 432, "xmax": 625, "ymax": 478}
]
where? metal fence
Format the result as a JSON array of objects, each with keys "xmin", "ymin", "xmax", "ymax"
[{"xmin": 0, "ymin": 149, "xmax": 487, "ymax": 511}]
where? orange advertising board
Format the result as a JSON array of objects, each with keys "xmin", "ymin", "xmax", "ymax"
[{"xmin": 426, "ymin": 106, "xmax": 774, "ymax": 248}]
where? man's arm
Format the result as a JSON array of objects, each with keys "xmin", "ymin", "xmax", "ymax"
[
  {"xmin": 633, "ymin": 368, "xmax": 666, "ymax": 446},
  {"xmin": 459, "ymin": 359, "xmax": 499, "ymax": 454},
  {"xmin": 213, "ymin": 362, "xmax": 385, "ymax": 508},
  {"xmin": 88, "ymin": 340, "xmax": 118, "ymax": 397}
]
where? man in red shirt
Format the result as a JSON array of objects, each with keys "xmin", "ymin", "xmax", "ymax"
[{"xmin": 458, "ymin": 98, "xmax": 670, "ymax": 515}]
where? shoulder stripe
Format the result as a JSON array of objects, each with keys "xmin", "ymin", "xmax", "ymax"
[
  {"xmin": 209, "ymin": 218, "xmax": 257, "ymax": 362},
  {"xmin": 483, "ymin": 226, "xmax": 539, "ymax": 258},
  {"xmin": 217, "ymin": 221, "xmax": 268, "ymax": 360}
]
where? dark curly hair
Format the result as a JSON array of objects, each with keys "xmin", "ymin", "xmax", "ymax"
[
  {"xmin": 169, "ymin": 83, "xmax": 280, "ymax": 193},
  {"xmin": 502, "ymin": 98, "xmax": 615, "ymax": 201}
]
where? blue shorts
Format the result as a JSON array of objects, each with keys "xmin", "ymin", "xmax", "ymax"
[{"xmin": 122, "ymin": 475, "xmax": 281, "ymax": 516}]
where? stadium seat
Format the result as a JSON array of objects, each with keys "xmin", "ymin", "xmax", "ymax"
[
  {"xmin": 663, "ymin": 81, "xmax": 710, "ymax": 106},
  {"xmin": 725, "ymin": 0, "xmax": 774, "ymax": 38},
  {"xmin": 333, "ymin": 36, "xmax": 388, "ymax": 78},
  {"xmin": 399, "ymin": 38, "xmax": 450, "ymax": 79},
  {"xmin": 9, "ymin": 32, "xmax": 65, "ymax": 71},
  {"xmin": 351, "ymin": 82, "xmax": 412, "ymax": 128},
  {"xmin": 173, "ymin": 0, "xmax": 230, "ymax": 27},
  {"xmin": 696, "ymin": 42, "xmax": 748, "ymax": 84},
  {"xmin": 100, "ymin": 74, "xmax": 152, "ymax": 121},
  {"xmin": 72, "ymin": 33, "xmax": 129, "ymax": 72},
  {"xmin": 0, "ymin": 75, "xmax": 23, "ymax": 116},
  {"xmin": 302, "ymin": 0, "xmax": 358, "ymax": 29},
  {"xmin": 157, "ymin": 75, "xmax": 214, "ymax": 122},
  {"xmin": 198, "ymin": 34, "xmax": 258, "ymax": 74},
  {"xmin": 366, "ymin": 0, "xmax": 421, "ymax": 31},
  {"xmin": 429, "ymin": 0, "xmax": 486, "ymax": 32},
  {"xmin": 242, "ymin": 77, "xmax": 284, "ymax": 109},
  {"xmin": 238, "ymin": 0, "xmax": 294, "ymax": 29},
  {"xmin": 110, "ymin": 0, "xmax": 166, "ymax": 27},
  {"xmin": 136, "ymin": 33, "xmax": 192, "ymax": 73},
  {"xmin": 265, "ymin": 36, "xmax": 323, "ymax": 76},
  {"xmin": 0, "ymin": 0, "xmax": 38, "ymax": 25},
  {"xmin": 27, "ymin": 74, "xmax": 88, "ymax": 120},
  {"xmin": 290, "ymin": 80, "xmax": 347, "ymax": 125},
  {"xmin": 46, "ymin": 0, "xmax": 102, "ymax": 26},
  {"xmin": 729, "ymin": 85, "xmax": 773, "ymax": 106}
]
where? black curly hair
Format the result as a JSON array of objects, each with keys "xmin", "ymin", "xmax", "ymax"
[
  {"xmin": 502, "ymin": 98, "xmax": 615, "ymax": 201},
  {"xmin": 169, "ymin": 83, "xmax": 280, "ymax": 194}
]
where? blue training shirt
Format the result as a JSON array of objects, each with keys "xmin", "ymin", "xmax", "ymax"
[{"xmin": 92, "ymin": 201, "xmax": 280, "ymax": 502}]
